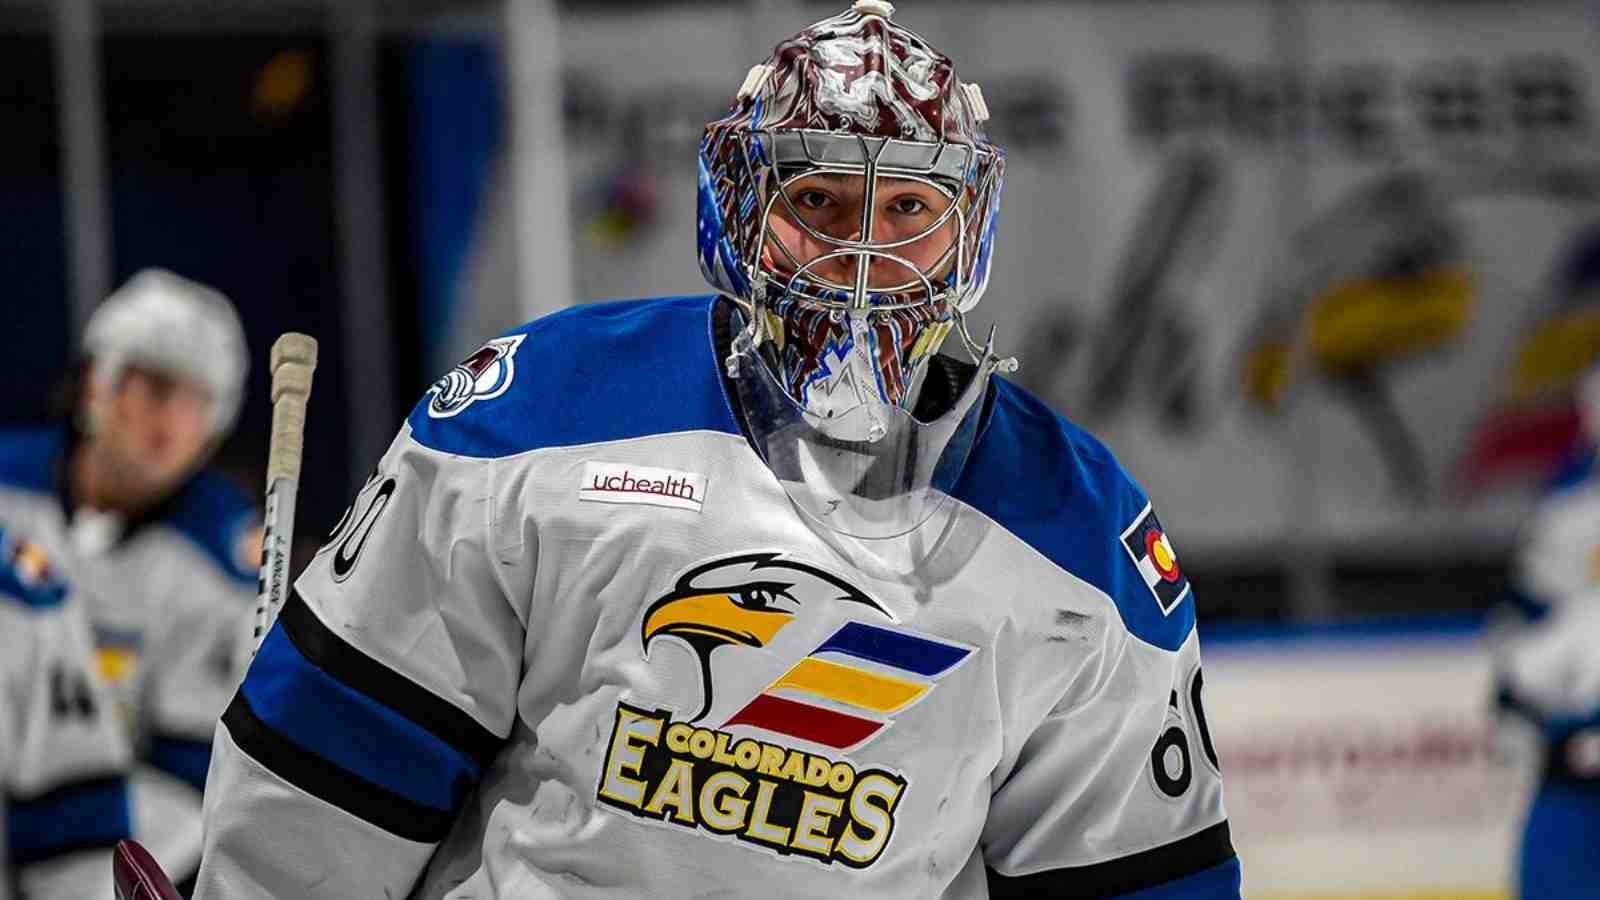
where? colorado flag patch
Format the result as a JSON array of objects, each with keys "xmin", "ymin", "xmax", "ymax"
[{"xmin": 1121, "ymin": 503, "xmax": 1190, "ymax": 616}]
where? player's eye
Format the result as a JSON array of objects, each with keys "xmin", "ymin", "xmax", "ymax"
[
  {"xmin": 888, "ymin": 196, "xmax": 929, "ymax": 216},
  {"xmin": 793, "ymin": 190, "xmax": 834, "ymax": 211}
]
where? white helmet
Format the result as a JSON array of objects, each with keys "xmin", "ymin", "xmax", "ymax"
[{"xmin": 82, "ymin": 269, "xmax": 249, "ymax": 436}]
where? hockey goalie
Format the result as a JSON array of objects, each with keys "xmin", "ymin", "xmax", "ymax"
[{"xmin": 193, "ymin": 3, "xmax": 1242, "ymax": 897}]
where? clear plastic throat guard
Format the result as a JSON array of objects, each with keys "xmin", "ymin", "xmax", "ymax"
[{"xmin": 728, "ymin": 308, "xmax": 997, "ymax": 539}]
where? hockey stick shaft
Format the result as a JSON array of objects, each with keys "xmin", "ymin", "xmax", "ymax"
[{"xmin": 251, "ymin": 333, "xmax": 318, "ymax": 655}]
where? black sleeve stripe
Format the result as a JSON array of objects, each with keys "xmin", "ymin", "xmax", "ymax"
[
  {"xmin": 222, "ymin": 691, "xmax": 455, "ymax": 844},
  {"xmin": 279, "ymin": 588, "xmax": 503, "ymax": 767},
  {"xmin": 987, "ymin": 819, "xmax": 1236, "ymax": 900}
]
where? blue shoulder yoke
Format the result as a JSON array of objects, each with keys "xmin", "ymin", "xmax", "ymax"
[
  {"xmin": 163, "ymin": 471, "xmax": 259, "ymax": 587},
  {"xmin": 405, "ymin": 298, "xmax": 1194, "ymax": 651},
  {"xmin": 952, "ymin": 379, "xmax": 1196, "ymax": 653},
  {"xmin": 407, "ymin": 296, "xmax": 741, "ymax": 458},
  {"xmin": 0, "ymin": 425, "xmax": 63, "ymax": 496},
  {"xmin": 0, "ymin": 424, "xmax": 256, "ymax": 587}
]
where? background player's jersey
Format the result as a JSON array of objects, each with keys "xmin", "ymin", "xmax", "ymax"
[
  {"xmin": 0, "ymin": 427, "xmax": 258, "ymax": 885},
  {"xmin": 1502, "ymin": 598, "xmax": 1600, "ymax": 774},
  {"xmin": 1499, "ymin": 589, "xmax": 1600, "ymax": 900},
  {"xmin": 1510, "ymin": 450, "xmax": 1600, "ymax": 619},
  {"xmin": 1496, "ymin": 450, "xmax": 1600, "ymax": 898},
  {"xmin": 0, "ymin": 522, "xmax": 132, "ymax": 900},
  {"xmin": 196, "ymin": 297, "xmax": 1239, "ymax": 900},
  {"xmin": 1498, "ymin": 449, "xmax": 1600, "ymax": 725}
]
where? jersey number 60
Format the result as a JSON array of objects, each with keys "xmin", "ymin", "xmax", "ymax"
[{"xmin": 1151, "ymin": 665, "xmax": 1219, "ymax": 799}]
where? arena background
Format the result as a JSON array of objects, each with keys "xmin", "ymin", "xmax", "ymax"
[{"xmin": 6, "ymin": 1, "xmax": 1600, "ymax": 897}]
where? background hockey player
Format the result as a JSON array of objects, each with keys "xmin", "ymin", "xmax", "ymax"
[
  {"xmin": 1497, "ymin": 365, "xmax": 1600, "ymax": 899},
  {"xmin": 195, "ymin": 3, "xmax": 1240, "ymax": 897},
  {"xmin": 1, "ymin": 523, "xmax": 132, "ymax": 900},
  {"xmin": 0, "ymin": 269, "xmax": 258, "ymax": 891}
]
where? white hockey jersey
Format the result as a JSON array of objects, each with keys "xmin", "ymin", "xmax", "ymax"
[
  {"xmin": 1511, "ymin": 451, "xmax": 1600, "ymax": 618},
  {"xmin": 1, "ymin": 522, "xmax": 132, "ymax": 900},
  {"xmin": 0, "ymin": 426, "xmax": 259, "ymax": 887},
  {"xmin": 1500, "ymin": 449, "xmax": 1600, "ymax": 784},
  {"xmin": 196, "ymin": 296, "xmax": 1240, "ymax": 899}
]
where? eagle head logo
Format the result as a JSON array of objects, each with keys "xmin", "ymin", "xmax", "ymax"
[{"xmin": 640, "ymin": 552, "xmax": 888, "ymax": 721}]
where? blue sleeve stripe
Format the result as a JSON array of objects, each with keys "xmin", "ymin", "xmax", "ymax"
[
  {"xmin": 8, "ymin": 774, "xmax": 132, "ymax": 865},
  {"xmin": 275, "ymin": 590, "xmax": 502, "ymax": 766},
  {"xmin": 148, "ymin": 734, "xmax": 213, "ymax": 793},
  {"xmin": 241, "ymin": 623, "xmax": 481, "ymax": 814},
  {"xmin": 222, "ymin": 691, "xmax": 456, "ymax": 843}
]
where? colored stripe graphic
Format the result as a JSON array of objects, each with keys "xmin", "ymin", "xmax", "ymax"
[
  {"xmin": 723, "ymin": 622, "xmax": 973, "ymax": 750},
  {"xmin": 813, "ymin": 622, "xmax": 971, "ymax": 676},
  {"xmin": 772, "ymin": 656, "xmax": 927, "ymax": 713},
  {"xmin": 725, "ymin": 693, "xmax": 883, "ymax": 749}
]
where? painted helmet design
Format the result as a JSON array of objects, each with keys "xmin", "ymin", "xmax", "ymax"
[
  {"xmin": 697, "ymin": 0, "xmax": 1007, "ymax": 414},
  {"xmin": 701, "ymin": 2, "xmax": 1013, "ymax": 540}
]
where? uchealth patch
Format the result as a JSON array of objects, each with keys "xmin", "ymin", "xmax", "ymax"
[
  {"xmin": 1121, "ymin": 503, "xmax": 1190, "ymax": 616},
  {"xmin": 580, "ymin": 462, "xmax": 707, "ymax": 513},
  {"xmin": 426, "ymin": 334, "xmax": 526, "ymax": 419}
]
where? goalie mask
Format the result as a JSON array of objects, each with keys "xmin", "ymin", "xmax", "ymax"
[{"xmin": 698, "ymin": 0, "xmax": 1013, "ymax": 538}]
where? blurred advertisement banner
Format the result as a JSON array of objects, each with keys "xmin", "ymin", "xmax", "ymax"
[
  {"xmin": 961, "ymin": 0, "xmax": 1600, "ymax": 560},
  {"xmin": 1208, "ymin": 621, "xmax": 1536, "ymax": 899},
  {"xmin": 423, "ymin": 0, "xmax": 1600, "ymax": 560}
]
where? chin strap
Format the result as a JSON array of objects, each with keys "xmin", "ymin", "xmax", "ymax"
[
  {"xmin": 725, "ymin": 276, "xmax": 770, "ymax": 379},
  {"xmin": 951, "ymin": 308, "xmax": 1019, "ymax": 375}
]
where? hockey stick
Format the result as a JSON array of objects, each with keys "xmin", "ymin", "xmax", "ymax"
[
  {"xmin": 112, "ymin": 839, "xmax": 183, "ymax": 900},
  {"xmin": 251, "ymin": 333, "xmax": 318, "ymax": 655},
  {"xmin": 110, "ymin": 341, "xmax": 317, "ymax": 900}
]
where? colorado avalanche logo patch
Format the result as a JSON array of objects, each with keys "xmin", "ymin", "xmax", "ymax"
[{"xmin": 426, "ymin": 334, "xmax": 525, "ymax": 419}]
